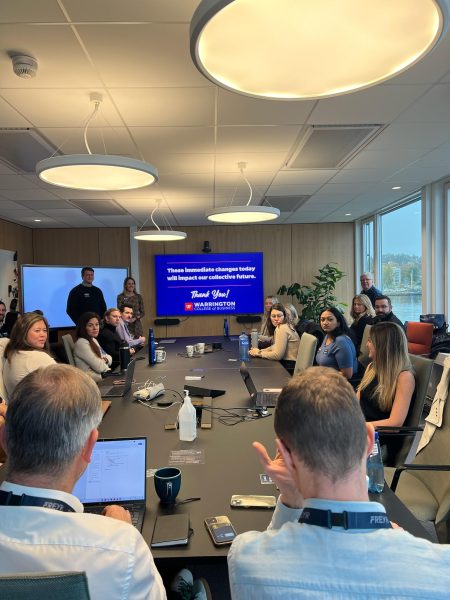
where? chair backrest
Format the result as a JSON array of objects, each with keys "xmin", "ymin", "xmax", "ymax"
[
  {"xmin": 62, "ymin": 334, "xmax": 76, "ymax": 366},
  {"xmin": 358, "ymin": 324, "xmax": 372, "ymax": 368},
  {"xmin": 294, "ymin": 332, "xmax": 317, "ymax": 375},
  {"xmin": 0, "ymin": 571, "xmax": 90, "ymax": 600},
  {"xmin": 387, "ymin": 354, "xmax": 434, "ymax": 466},
  {"xmin": 413, "ymin": 368, "xmax": 450, "ymax": 527},
  {"xmin": 406, "ymin": 321, "xmax": 433, "ymax": 356}
]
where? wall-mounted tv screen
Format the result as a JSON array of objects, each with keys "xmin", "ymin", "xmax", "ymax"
[
  {"xmin": 21, "ymin": 265, "xmax": 128, "ymax": 329},
  {"xmin": 155, "ymin": 253, "xmax": 263, "ymax": 316}
]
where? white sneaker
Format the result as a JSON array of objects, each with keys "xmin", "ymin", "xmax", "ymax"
[
  {"xmin": 170, "ymin": 569, "xmax": 193, "ymax": 600},
  {"xmin": 192, "ymin": 578, "xmax": 212, "ymax": 600}
]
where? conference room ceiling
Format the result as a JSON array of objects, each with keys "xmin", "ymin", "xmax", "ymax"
[{"xmin": 1, "ymin": 0, "xmax": 450, "ymax": 229}]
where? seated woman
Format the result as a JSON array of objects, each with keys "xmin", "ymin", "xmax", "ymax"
[
  {"xmin": 259, "ymin": 295, "xmax": 279, "ymax": 343},
  {"xmin": 316, "ymin": 307, "xmax": 357, "ymax": 380},
  {"xmin": 249, "ymin": 303, "xmax": 299, "ymax": 374},
  {"xmin": 349, "ymin": 294, "xmax": 375, "ymax": 354},
  {"xmin": 357, "ymin": 321, "xmax": 415, "ymax": 427},
  {"xmin": 283, "ymin": 303, "xmax": 299, "ymax": 327},
  {"xmin": 3, "ymin": 312, "xmax": 56, "ymax": 397},
  {"xmin": 74, "ymin": 312, "xmax": 112, "ymax": 382},
  {"xmin": 98, "ymin": 308, "xmax": 122, "ymax": 370}
]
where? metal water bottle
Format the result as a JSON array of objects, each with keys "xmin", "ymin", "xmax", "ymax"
[
  {"xmin": 367, "ymin": 431, "xmax": 384, "ymax": 493},
  {"xmin": 251, "ymin": 328, "xmax": 259, "ymax": 349},
  {"xmin": 119, "ymin": 339, "xmax": 131, "ymax": 371},
  {"xmin": 223, "ymin": 318, "xmax": 229, "ymax": 337},
  {"xmin": 148, "ymin": 328, "xmax": 156, "ymax": 365}
]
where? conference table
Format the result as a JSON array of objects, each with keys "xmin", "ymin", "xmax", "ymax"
[{"xmin": 98, "ymin": 335, "xmax": 434, "ymax": 568}]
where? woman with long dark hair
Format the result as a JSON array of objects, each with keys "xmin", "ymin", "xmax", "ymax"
[
  {"xmin": 74, "ymin": 312, "xmax": 111, "ymax": 381},
  {"xmin": 315, "ymin": 306, "xmax": 357, "ymax": 380},
  {"xmin": 3, "ymin": 312, "xmax": 55, "ymax": 396}
]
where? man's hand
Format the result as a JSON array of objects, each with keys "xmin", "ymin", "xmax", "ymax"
[
  {"xmin": 139, "ymin": 336, "xmax": 146, "ymax": 344},
  {"xmin": 253, "ymin": 441, "xmax": 303, "ymax": 509},
  {"xmin": 102, "ymin": 505, "xmax": 132, "ymax": 524}
]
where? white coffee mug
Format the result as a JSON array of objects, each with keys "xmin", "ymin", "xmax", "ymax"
[
  {"xmin": 155, "ymin": 349, "xmax": 166, "ymax": 363},
  {"xmin": 186, "ymin": 345, "xmax": 194, "ymax": 358},
  {"xmin": 195, "ymin": 342, "xmax": 205, "ymax": 354}
]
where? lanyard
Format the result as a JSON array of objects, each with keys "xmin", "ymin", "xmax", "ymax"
[
  {"xmin": 299, "ymin": 507, "xmax": 391, "ymax": 530},
  {"xmin": 0, "ymin": 490, "xmax": 75, "ymax": 513}
]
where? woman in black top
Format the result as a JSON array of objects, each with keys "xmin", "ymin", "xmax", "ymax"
[{"xmin": 349, "ymin": 294, "xmax": 374, "ymax": 354}]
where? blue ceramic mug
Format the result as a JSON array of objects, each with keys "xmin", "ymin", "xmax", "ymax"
[{"xmin": 154, "ymin": 467, "xmax": 181, "ymax": 504}]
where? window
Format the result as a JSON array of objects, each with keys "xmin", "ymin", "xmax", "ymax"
[
  {"xmin": 362, "ymin": 218, "xmax": 374, "ymax": 274},
  {"xmin": 380, "ymin": 199, "xmax": 422, "ymax": 323}
]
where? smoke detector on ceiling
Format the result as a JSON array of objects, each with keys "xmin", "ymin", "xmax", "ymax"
[{"xmin": 12, "ymin": 55, "xmax": 38, "ymax": 79}]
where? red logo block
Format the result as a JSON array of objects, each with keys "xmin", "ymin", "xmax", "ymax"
[{"xmin": 184, "ymin": 302, "xmax": 194, "ymax": 311}]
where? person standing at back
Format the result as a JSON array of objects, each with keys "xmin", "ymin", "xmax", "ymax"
[
  {"xmin": 66, "ymin": 267, "xmax": 107, "ymax": 326},
  {"xmin": 359, "ymin": 272, "xmax": 382, "ymax": 308}
]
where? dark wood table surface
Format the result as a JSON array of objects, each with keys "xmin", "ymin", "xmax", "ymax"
[{"xmin": 97, "ymin": 335, "xmax": 433, "ymax": 564}]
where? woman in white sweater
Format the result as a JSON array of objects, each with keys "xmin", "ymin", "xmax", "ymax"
[
  {"xmin": 249, "ymin": 303, "xmax": 299, "ymax": 374},
  {"xmin": 3, "ymin": 312, "xmax": 56, "ymax": 397},
  {"xmin": 74, "ymin": 312, "xmax": 112, "ymax": 382}
]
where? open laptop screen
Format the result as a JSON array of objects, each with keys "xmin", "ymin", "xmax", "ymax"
[{"xmin": 72, "ymin": 437, "xmax": 146, "ymax": 504}]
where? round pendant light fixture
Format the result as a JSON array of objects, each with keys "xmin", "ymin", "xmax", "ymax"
[
  {"xmin": 206, "ymin": 162, "xmax": 280, "ymax": 224},
  {"xmin": 191, "ymin": 0, "xmax": 447, "ymax": 100},
  {"xmin": 134, "ymin": 200, "xmax": 187, "ymax": 242},
  {"xmin": 36, "ymin": 94, "xmax": 158, "ymax": 191}
]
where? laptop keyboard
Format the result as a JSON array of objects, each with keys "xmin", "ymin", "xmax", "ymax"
[
  {"xmin": 84, "ymin": 503, "xmax": 144, "ymax": 530},
  {"xmin": 104, "ymin": 385, "xmax": 125, "ymax": 397},
  {"xmin": 256, "ymin": 391, "xmax": 279, "ymax": 407}
]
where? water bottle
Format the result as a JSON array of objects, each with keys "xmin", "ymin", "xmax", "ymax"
[
  {"xmin": 251, "ymin": 328, "xmax": 259, "ymax": 349},
  {"xmin": 223, "ymin": 318, "xmax": 229, "ymax": 337},
  {"xmin": 119, "ymin": 339, "xmax": 131, "ymax": 372},
  {"xmin": 239, "ymin": 331, "xmax": 250, "ymax": 362},
  {"xmin": 367, "ymin": 431, "xmax": 384, "ymax": 493},
  {"xmin": 148, "ymin": 328, "xmax": 156, "ymax": 365},
  {"xmin": 178, "ymin": 390, "xmax": 197, "ymax": 442}
]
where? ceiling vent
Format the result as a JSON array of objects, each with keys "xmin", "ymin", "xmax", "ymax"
[
  {"xmin": 286, "ymin": 124, "xmax": 384, "ymax": 170},
  {"xmin": 263, "ymin": 195, "xmax": 310, "ymax": 213},
  {"xmin": 69, "ymin": 199, "xmax": 129, "ymax": 216},
  {"xmin": 0, "ymin": 128, "xmax": 57, "ymax": 172}
]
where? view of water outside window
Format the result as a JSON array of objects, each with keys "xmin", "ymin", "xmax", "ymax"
[{"xmin": 380, "ymin": 199, "xmax": 422, "ymax": 323}]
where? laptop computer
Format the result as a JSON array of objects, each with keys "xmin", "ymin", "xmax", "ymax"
[
  {"xmin": 100, "ymin": 359, "xmax": 136, "ymax": 398},
  {"xmin": 72, "ymin": 437, "xmax": 147, "ymax": 531},
  {"xmin": 239, "ymin": 363, "xmax": 282, "ymax": 408}
]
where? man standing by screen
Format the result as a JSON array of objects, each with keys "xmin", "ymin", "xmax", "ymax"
[{"xmin": 66, "ymin": 267, "xmax": 107, "ymax": 326}]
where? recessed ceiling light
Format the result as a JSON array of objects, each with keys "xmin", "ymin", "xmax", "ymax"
[
  {"xmin": 345, "ymin": 213, "xmax": 351, "ymax": 216},
  {"xmin": 33, "ymin": 219, "xmax": 41, "ymax": 222},
  {"xmin": 392, "ymin": 186, "xmax": 402, "ymax": 190}
]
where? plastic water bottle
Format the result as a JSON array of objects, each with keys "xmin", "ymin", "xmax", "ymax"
[
  {"xmin": 239, "ymin": 331, "xmax": 250, "ymax": 362},
  {"xmin": 367, "ymin": 431, "xmax": 384, "ymax": 493},
  {"xmin": 119, "ymin": 339, "xmax": 131, "ymax": 371},
  {"xmin": 148, "ymin": 328, "xmax": 156, "ymax": 365},
  {"xmin": 223, "ymin": 318, "xmax": 229, "ymax": 337},
  {"xmin": 178, "ymin": 390, "xmax": 197, "ymax": 442},
  {"xmin": 251, "ymin": 328, "xmax": 259, "ymax": 349}
]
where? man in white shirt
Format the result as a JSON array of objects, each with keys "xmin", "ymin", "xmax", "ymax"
[
  {"xmin": 117, "ymin": 303, "xmax": 145, "ymax": 349},
  {"xmin": 228, "ymin": 367, "xmax": 450, "ymax": 599},
  {"xmin": 0, "ymin": 364, "xmax": 165, "ymax": 600}
]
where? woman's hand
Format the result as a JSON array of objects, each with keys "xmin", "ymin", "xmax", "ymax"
[{"xmin": 249, "ymin": 348, "xmax": 260, "ymax": 357}]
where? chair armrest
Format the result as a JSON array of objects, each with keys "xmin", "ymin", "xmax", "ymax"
[
  {"xmin": 390, "ymin": 464, "xmax": 450, "ymax": 492},
  {"xmin": 375, "ymin": 425, "xmax": 423, "ymax": 436}
]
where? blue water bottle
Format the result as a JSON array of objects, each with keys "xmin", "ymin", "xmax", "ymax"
[
  {"xmin": 239, "ymin": 331, "xmax": 249, "ymax": 362},
  {"xmin": 148, "ymin": 328, "xmax": 156, "ymax": 366},
  {"xmin": 367, "ymin": 431, "xmax": 384, "ymax": 493},
  {"xmin": 223, "ymin": 318, "xmax": 229, "ymax": 337}
]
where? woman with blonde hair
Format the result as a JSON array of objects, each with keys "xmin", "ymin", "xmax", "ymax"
[
  {"xmin": 349, "ymin": 294, "xmax": 375, "ymax": 353},
  {"xmin": 357, "ymin": 321, "xmax": 415, "ymax": 428},
  {"xmin": 3, "ymin": 312, "xmax": 55, "ymax": 397},
  {"xmin": 117, "ymin": 276, "xmax": 145, "ymax": 337},
  {"xmin": 283, "ymin": 303, "xmax": 299, "ymax": 327}
]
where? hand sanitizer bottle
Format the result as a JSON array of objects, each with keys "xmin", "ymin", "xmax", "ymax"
[{"xmin": 178, "ymin": 390, "xmax": 197, "ymax": 442}]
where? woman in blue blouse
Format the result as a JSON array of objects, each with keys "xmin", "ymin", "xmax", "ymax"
[{"xmin": 316, "ymin": 306, "xmax": 357, "ymax": 379}]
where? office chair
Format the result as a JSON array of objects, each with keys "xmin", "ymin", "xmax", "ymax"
[
  {"xmin": 293, "ymin": 332, "xmax": 317, "ymax": 375},
  {"xmin": 62, "ymin": 334, "xmax": 76, "ymax": 366},
  {"xmin": 357, "ymin": 324, "xmax": 372, "ymax": 369},
  {"xmin": 0, "ymin": 337, "xmax": 9, "ymax": 402},
  {"xmin": 406, "ymin": 321, "xmax": 433, "ymax": 356},
  {"xmin": 385, "ymin": 367, "xmax": 450, "ymax": 543},
  {"xmin": 377, "ymin": 354, "xmax": 433, "ymax": 467},
  {"xmin": 0, "ymin": 571, "xmax": 91, "ymax": 600}
]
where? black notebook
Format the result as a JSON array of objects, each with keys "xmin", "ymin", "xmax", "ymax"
[{"xmin": 151, "ymin": 514, "xmax": 190, "ymax": 547}]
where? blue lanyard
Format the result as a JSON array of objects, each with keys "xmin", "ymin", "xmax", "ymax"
[
  {"xmin": 299, "ymin": 507, "xmax": 391, "ymax": 529},
  {"xmin": 0, "ymin": 490, "xmax": 75, "ymax": 513}
]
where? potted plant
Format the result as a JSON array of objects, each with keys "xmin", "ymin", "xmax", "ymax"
[{"xmin": 277, "ymin": 263, "xmax": 346, "ymax": 322}]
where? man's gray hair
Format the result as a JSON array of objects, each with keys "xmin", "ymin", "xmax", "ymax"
[
  {"xmin": 6, "ymin": 364, "xmax": 103, "ymax": 478},
  {"xmin": 274, "ymin": 367, "xmax": 367, "ymax": 482},
  {"xmin": 360, "ymin": 272, "xmax": 373, "ymax": 280}
]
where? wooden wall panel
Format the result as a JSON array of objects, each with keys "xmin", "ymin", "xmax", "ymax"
[
  {"xmin": 33, "ymin": 228, "xmax": 101, "ymax": 265},
  {"xmin": 98, "ymin": 228, "xmax": 130, "ymax": 267}
]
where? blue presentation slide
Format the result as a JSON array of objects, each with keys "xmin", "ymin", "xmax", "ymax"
[
  {"xmin": 22, "ymin": 265, "xmax": 128, "ymax": 328},
  {"xmin": 155, "ymin": 253, "xmax": 263, "ymax": 316}
]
